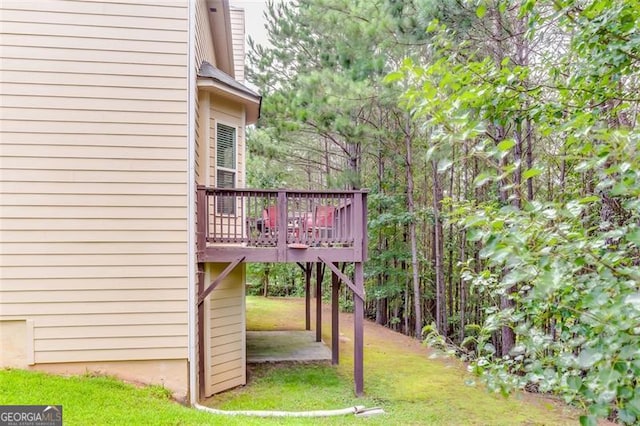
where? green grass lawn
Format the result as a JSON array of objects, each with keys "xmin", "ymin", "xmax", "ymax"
[
  {"xmin": 208, "ymin": 296, "xmax": 581, "ymax": 425},
  {"xmin": 0, "ymin": 370, "xmax": 218, "ymax": 425},
  {"xmin": 1, "ymin": 296, "xmax": 586, "ymax": 425}
]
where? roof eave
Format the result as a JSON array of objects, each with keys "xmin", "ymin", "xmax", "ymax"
[
  {"xmin": 206, "ymin": 0, "xmax": 235, "ymax": 77},
  {"xmin": 197, "ymin": 78, "xmax": 261, "ymax": 124}
]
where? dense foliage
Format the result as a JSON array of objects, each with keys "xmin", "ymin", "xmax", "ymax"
[{"xmin": 247, "ymin": 0, "xmax": 639, "ymax": 423}]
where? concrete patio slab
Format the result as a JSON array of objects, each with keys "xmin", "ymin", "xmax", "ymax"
[{"xmin": 246, "ymin": 330, "xmax": 331, "ymax": 363}]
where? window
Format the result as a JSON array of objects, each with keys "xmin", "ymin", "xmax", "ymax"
[{"xmin": 216, "ymin": 123, "xmax": 237, "ymax": 214}]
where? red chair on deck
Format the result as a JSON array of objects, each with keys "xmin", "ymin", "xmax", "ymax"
[
  {"xmin": 306, "ymin": 205, "xmax": 335, "ymax": 241},
  {"xmin": 262, "ymin": 205, "xmax": 278, "ymax": 236}
]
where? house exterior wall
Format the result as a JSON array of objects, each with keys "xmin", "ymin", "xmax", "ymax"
[
  {"xmin": 195, "ymin": 0, "xmax": 216, "ymax": 68},
  {"xmin": 193, "ymin": 8, "xmax": 210, "ymax": 389},
  {"xmin": 204, "ymin": 263, "xmax": 246, "ymax": 396},
  {"xmin": 195, "ymin": 92, "xmax": 248, "ymax": 395},
  {"xmin": 0, "ymin": 0, "xmax": 190, "ymax": 396},
  {"xmin": 193, "ymin": 2, "xmax": 249, "ymax": 396},
  {"xmin": 205, "ymin": 95, "xmax": 247, "ymax": 395},
  {"xmin": 229, "ymin": 7, "xmax": 246, "ymax": 83}
]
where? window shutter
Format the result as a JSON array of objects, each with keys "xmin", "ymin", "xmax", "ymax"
[
  {"xmin": 216, "ymin": 124, "xmax": 236, "ymax": 169},
  {"xmin": 215, "ymin": 124, "xmax": 236, "ymax": 214},
  {"xmin": 216, "ymin": 170, "xmax": 235, "ymax": 214},
  {"xmin": 217, "ymin": 170, "xmax": 235, "ymax": 189}
]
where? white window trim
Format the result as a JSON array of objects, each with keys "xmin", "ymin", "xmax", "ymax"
[
  {"xmin": 215, "ymin": 121, "xmax": 238, "ymax": 216},
  {"xmin": 215, "ymin": 121, "xmax": 238, "ymax": 188}
]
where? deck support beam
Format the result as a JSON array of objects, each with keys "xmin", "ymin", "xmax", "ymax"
[
  {"xmin": 331, "ymin": 263, "xmax": 340, "ymax": 365},
  {"xmin": 197, "ymin": 262, "xmax": 205, "ymax": 400},
  {"xmin": 295, "ymin": 262, "xmax": 313, "ymax": 331},
  {"xmin": 305, "ymin": 263, "xmax": 312, "ymax": 331},
  {"xmin": 354, "ymin": 261, "xmax": 364, "ymax": 397},
  {"xmin": 319, "ymin": 257, "xmax": 365, "ymax": 396},
  {"xmin": 315, "ymin": 262, "xmax": 323, "ymax": 342},
  {"xmin": 319, "ymin": 258, "xmax": 365, "ymax": 301},
  {"xmin": 197, "ymin": 256, "xmax": 245, "ymax": 305}
]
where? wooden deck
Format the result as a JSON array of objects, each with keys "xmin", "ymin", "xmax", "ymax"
[
  {"xmin": 196, "ymin": 186, "xmax": 368, "ymax": 263},
  {"xmin": 195, "ymin": 186, "xmax": 368, "ymax": 396}
]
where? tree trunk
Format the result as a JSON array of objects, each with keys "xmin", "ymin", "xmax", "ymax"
[
  {"xmin": 403, "ymin": 261, "xmax": 410, "ymax": 335},
  {"xmin": 404, "ymin": 119, "xmax": 422, "ymax": 338},
  {"xmin": 263, "ymin": 264, "xmax": 270, "ymax": 297},
  {"xmin": 494, "ymin": 121, "xmax": 516, "ymax": 356},
  {"xmin": 324, "ymin": 137, "xmax": 331, "ymax": 186},
  {"xmin": 447, "ymin": 145, "xmax": 456, "ymax": 337},
  {"xmin": 432, "ymin": 159, "xmax": 446, "ymax": 338},
  {"xmin": 376, "ymin": 298, "xmax": 388, "ymax": 326},
  {"xmin": 525, "ymin": 118, "xmax": 534, "ymax": 201},
  {"xmin": 459, "ymin": 230, "xmax": 467, "ymax": 342},
  {"xmin": 376, "ymin": 138, "xmax": 388, "ymax": 325},
  {"xmin": 513, "ymin": 120, "xmax": 523, "ymax": 209},
  {"xmin": 459, "ymin": 140, "xmax": 470, "ymax": 342}
]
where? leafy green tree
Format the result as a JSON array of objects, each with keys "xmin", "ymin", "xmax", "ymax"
[
  {"xmin": 248, "ymin": 0, "xmax": 639, "ymax": 421},
  {"xmin": 249, "ymin": 0, "xmax": 445, "ymax": 335},
  {"xmin": 391, "ymin": 0, "xmax": 639, "ymax": 423}
]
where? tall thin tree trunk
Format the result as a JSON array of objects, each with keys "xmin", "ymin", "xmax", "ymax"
[
  {"xmin": 459, "ymin": 230, "xmax": 467, "ymax": 341},
  {"xmin": 404, "ymin": 118, "xmax": 422, "ymax": 338},
  {"xmin": 432, "ymin": 159, "xmax": 446, "ymax": 338},
  {"xmin": 403, "ymin": 261, "xmax": 410, "ymax": 335},
  {"xmin": 323, "ymin": 137, "xmax": 331, "ymax": 187},
  {"xmin": 447, "ymin": 146, "xmax": 456, "ymax": 338},
  {"xmin": 494, "ymin": 120, "xmax": 516, "ymax": 356},
  {"xmin": 263, "ymin": 264, "xmax": 270, "ymax": 297},
  {"xmin": 376, "ymin": 139, "xmax": 388, "ymax": 325},
  {"xmin": 513, "ymin": 121, "xmax": 523, "ymax": 209},
  {"xmin": 459, "ymin": 140, "xmax": 469, "ymax": 341},
  {"xmin": 560, "ymin": 144, "xmax": 567, "ymax": 200},
  {"xmin": 526, "ymin": 119, "xmax": 534, "ymax": 201}
]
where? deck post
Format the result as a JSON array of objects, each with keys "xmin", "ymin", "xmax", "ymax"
[
  {"xmin": 305, "ymin": 262, "xmax": 311, "ymax": 331},
  {"xmin": 277, "ymin": 190, "xmax": 287, "ymax": 261},
  {"xmin": 331, "ymin": 263, "xmax": 340, "ymax": 365},
  {"xmin": 354, "ymin": 261, "xmax": 364, "ymax": 396},
  {"xmin": 315, "ymin": 261, "xmax": 323, "ymax": 342},
  {"xmin": 196, "ymin": 262, "xmax": 205, "ymax": 399},
  {"xmin": 196, "ymin": 186, "xmax": 207, "ymax": 259}
]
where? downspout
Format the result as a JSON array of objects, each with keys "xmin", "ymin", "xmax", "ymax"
[{"xmin": 187, "ymin": 0, "xmax": 197, "ymax": 407}]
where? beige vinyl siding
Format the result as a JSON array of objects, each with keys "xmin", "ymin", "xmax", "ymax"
[
  {"xmin": 193, "ymin": 3, "xmax": 250, "ymax": 395},
  {"xmin": 205, "ymin": 263, "xmax": 246, "ymax": 396},
  {"xmin": 195, "ymin": 0, "xmax": 215, "ymax": 68},
  {"xmin": 0, "ymin": 0, "xmax": 189, "ymax": 365},
  {"xmin": 196, "ymin": 91, "xmax": 211, "ymax": 186},
  {"xmin": 195, "ymin": 91, "xmax": 201, "ymax": 183},
  {"xmin": 195, "ymin": 91, "xmax": 248, "ymax": 395},
  {"xmin": 210, "ymin": 97, "xmax": 246, "ymax": 188},
  {"xmin": 229, "ymin": 7, "xmax": 245, "ymax": 83},
  {"xmin": 205, "ymin": 98, "xmax": 247, "ymax": 395}
]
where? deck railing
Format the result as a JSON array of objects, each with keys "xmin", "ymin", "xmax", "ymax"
[{"xmin": 197, "ymin": 187, "xmax": 367, "ymax": 251}]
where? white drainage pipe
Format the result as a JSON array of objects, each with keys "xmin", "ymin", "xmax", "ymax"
[{"xmin": 193, "ymin": 403, "xmax": 384, "ymax": 417}]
